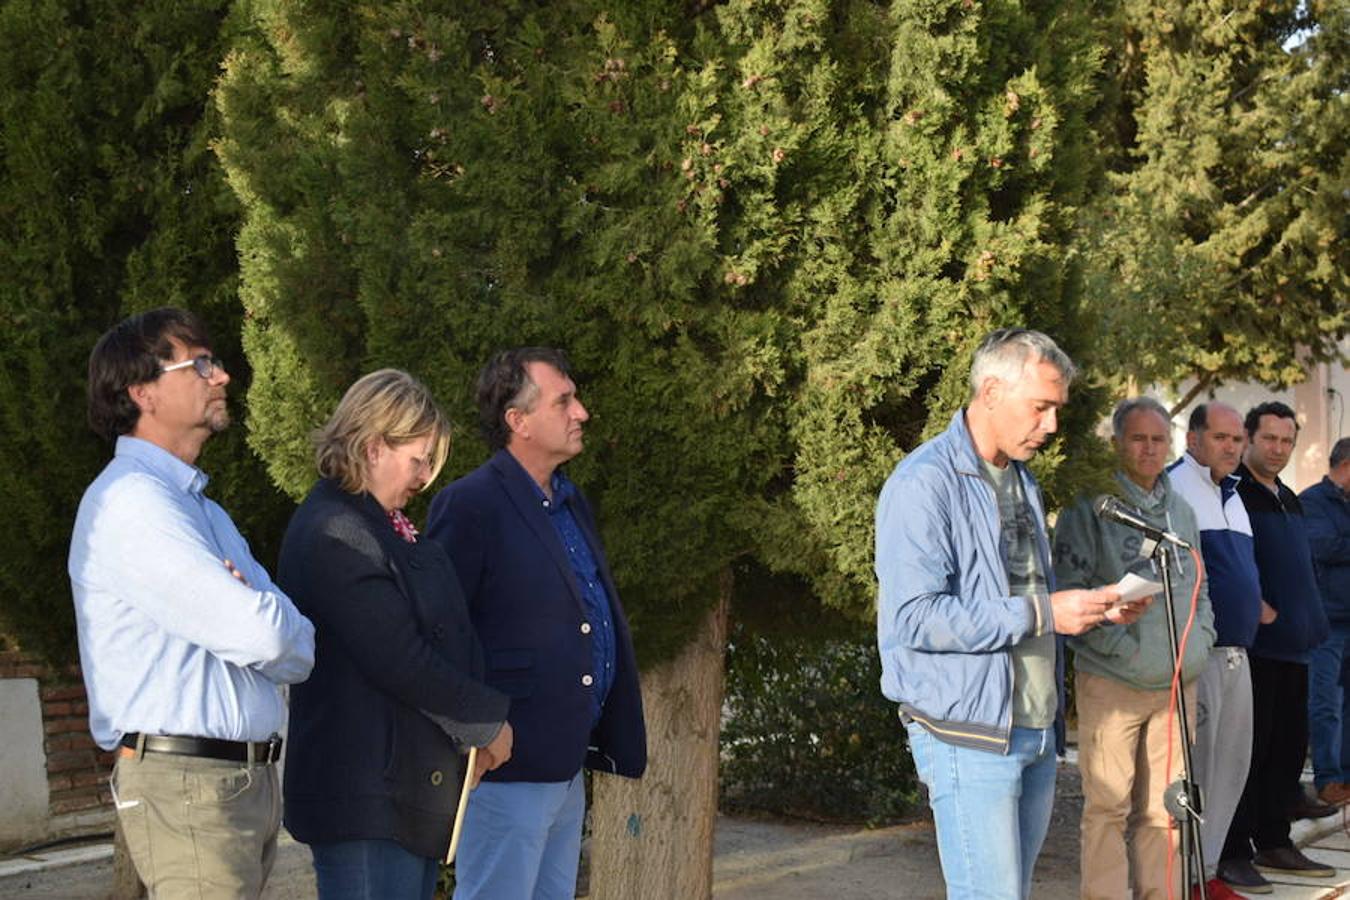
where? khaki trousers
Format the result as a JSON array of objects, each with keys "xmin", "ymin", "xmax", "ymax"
[
  {"xmin": 111, "ymin": 749, "xmax": 281, "ymax": 899},
  {"xmin": 1076, "ymin": 671, "xmax": 1196, "ymax": 900}
]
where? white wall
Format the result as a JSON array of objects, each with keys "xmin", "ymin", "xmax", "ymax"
[
  {"xmin": 0, "ymin": 679, "xmax": 51, "ymax": 847},
  {"xmin": 1160, "ymin": 342, "xmax": 1350, "ymax": 493}
]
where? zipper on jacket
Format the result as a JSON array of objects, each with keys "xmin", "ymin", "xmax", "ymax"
[{"xmin": 970, "ymin": 468, "xmax": 1016, "ymax": 754}]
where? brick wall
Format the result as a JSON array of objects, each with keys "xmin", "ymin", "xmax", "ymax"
[{"xmin": 0, "ymin": 650, "xmax": 114, "ymax": 822}]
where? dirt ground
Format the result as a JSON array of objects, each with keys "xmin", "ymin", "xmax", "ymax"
[{"xmin": 0, "ymin": 761, "xmax": 1086, "ymax": 899}]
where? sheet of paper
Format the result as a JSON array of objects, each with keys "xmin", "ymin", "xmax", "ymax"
[{"xmin": 1111, "ymin": 572, "xmax": 1162, "ymax": 604}]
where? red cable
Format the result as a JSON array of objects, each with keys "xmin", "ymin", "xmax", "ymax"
[{"xmin": 1166, "ymin": 546, "xmax": 1205, "ymax": 900}]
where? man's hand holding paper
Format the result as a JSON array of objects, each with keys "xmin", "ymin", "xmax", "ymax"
[{"xmin": 1102, "ymin": 572, "xmax": 1160, "ymax": 624}]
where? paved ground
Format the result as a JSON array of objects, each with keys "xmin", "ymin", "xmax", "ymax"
[
  {"xmin": 4, "ymin": 762, "xmax": 1350, "ymax": 898},
  {"xmin": 1268, "ymin": 827, "xmax": 1350, "ymax": 899},
  {"xmin": 712, "ymin": 758, "xmax": 1085, "ymax": 900}
]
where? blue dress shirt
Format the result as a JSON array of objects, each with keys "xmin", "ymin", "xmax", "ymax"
[
  {"xmin": 68, "ymin": 436, "xmax": 314, "ymax": 749},
  {"xmin": 531, "ymin": 469, "xmax": 616, "ymax": 725}
]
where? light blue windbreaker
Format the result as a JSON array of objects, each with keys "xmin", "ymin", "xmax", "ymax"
[{"xmin": 875, "ymin": 410, "xmax": 1058, "ymax": 753}]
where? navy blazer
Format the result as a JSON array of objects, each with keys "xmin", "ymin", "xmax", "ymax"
[
  {"xmin": 426, "ymin": 449, "xmax": 647, "ymax": 782},
  {"xmin": 278, "ymin": 479, "xmax": 509, "ymax": 859}
]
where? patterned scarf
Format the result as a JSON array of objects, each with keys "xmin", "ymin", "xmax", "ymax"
[{"xmin": 387, "ymin": 508, "xmax": 418, "ymax": 543}]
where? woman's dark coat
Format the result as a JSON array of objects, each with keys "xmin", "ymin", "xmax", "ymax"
[{"xmin": 278, "ymin": 479, "xmax": 508, "ymax": 859}]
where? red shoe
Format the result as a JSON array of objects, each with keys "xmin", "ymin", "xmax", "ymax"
[
  {"xmin": 1319, "ymin": 782, "xmax": 1350, "ymax": 805},
  {"xmin": 1193, "ymin": 878, "xmax": 1249, "ymax": 900}
]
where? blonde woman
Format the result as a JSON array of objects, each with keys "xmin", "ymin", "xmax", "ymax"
[{"xmin": 278, "ymin": 369, "xmax": 513, "ymax": 899}]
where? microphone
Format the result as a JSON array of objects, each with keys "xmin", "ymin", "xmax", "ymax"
[{"xmin": 1093, "ymin": 495, "xmax": 1193, "ymax": 550}]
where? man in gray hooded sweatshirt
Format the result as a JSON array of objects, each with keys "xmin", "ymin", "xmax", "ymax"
[{"xmin": 1054, "ymin": 397, "xmax": 1217, "ymax": 899}]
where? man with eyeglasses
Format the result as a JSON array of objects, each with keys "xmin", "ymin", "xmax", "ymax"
[{"xmin": 68, "ymin": 307, "xmax": 314, "ymax": 898}]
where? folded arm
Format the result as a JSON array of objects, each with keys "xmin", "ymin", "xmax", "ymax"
[{"xmin": 77, "ymin": 474, "xmax": 314, "ymax": 681}]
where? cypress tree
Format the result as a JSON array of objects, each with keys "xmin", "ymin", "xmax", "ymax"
[
  {"xmin": 1084, "ymin": 0, "xmax": 1348, "ymax": 399},
  {"xmin": 0, "ymin": 0, "xmax": 286, "ymax": 662},
  {"xmin": 718, "ymin": 0, "xmax": 1117, "ymax": 614},
  {"xmin": 215, "ymin": 0, "xmax": 1124, "ymax": 889},
  {"xmin": 216, "ymin": 2, "xmax": 786, "ymax": 893}
]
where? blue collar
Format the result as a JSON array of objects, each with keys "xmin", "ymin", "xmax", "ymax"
[
  {"xmin": 946, "ymin": 409, "xmax": 985, "ymax": 476},
  {"xmin": 115, "ymin": 435, "xmax": 208, "ymax": 495},
  {"xmin": 948, "ymin": 408, "xmax": 1023, "ymax": 482}
]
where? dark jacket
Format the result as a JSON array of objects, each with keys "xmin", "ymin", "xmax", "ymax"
[
  {"xmin": 1301, "ymin": 477, "xmax": 1350, "ymax": 622},
  {"xmin": 426, "ymin": 449, "xmax": 646, "ymax": 782},
  {"xmin": 1237, "ymin": 463, "xmax": 1330, "ymax": 663},
  {"xmin": 278, "ymin": 479, "xmax": 508, "ymax": 859}
]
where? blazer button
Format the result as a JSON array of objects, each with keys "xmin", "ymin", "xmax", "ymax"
[
  {"xmin": 580, "ymin": 622, "xmax": 592, "ymax": 635},
  {"xmin": 432, "ymin": 625, "xmax": 446, "ymax": 639},
  {"xmin": 581, "ymin": 674, "xmax": 594, "ymax": 687},
  {"xmin": 430, "ymin": 770, "xmax": 444, "ymax": 786}
]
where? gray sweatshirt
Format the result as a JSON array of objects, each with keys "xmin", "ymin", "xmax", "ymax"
[{"xmin": 1055, "ymin": 471, "xmax": 1216, "ymax": 690}]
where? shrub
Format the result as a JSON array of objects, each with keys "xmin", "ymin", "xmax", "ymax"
[{"xmin": 720, "ymin": 617, "xmax": 919, "ymax": 826}]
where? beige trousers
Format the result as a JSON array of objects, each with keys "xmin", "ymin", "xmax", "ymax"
[
  {"xmin": 111, "ymin": 749, "xmax": 281, "ymax": 899},
  {"xmin": 1076, "ymin": 671, "xmax": 1197, "ymax": 900}
]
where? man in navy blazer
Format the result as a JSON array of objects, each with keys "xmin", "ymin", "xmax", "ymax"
[{"xmin": 427, "ymin": 347, "xmax": 646, "ymax": 900}]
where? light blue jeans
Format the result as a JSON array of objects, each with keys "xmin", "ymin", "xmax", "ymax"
[
  {"xmin": 310, "ymin": 839, "xmax": 438, "ymax": 900},
  {"xmin": 905, "ymin": 722, "xmax": 1057, "ymax": 900},
  {"xmin": 452, "ymin": 774, "xmax": 585, "ymax": 900},
  {"xmin": 1308, "ymin": 622, "xmax": 1350, "ymax": 788}
]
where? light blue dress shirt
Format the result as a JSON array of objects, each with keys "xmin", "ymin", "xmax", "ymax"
[{"xmin": 68, "ymin": 436, "xmax": 314, "ymax": 750}]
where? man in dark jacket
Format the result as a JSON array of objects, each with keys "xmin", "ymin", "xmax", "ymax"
[
  {"xmin": 427, "ymin": 348, "xmax": 646, "ymax": 900},
  {"xmin": 1224, "ymin": 402, "xmax": 1334, "ymax": 880},
  {"xmin": 1304, "ymin": 437, "xmax": 1350, "ymax": 804}
]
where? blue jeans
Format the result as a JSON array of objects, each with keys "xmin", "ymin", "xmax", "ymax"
[
  {"xmin": 905, "ymin": 722, "xmax": 1057, "ymax": 900},
  {"xmin": 1308, "ymin": 622, "xmax": 1350, "ymax": 788},
  {"xmin": 310, "ymin": 839, "xmax": 438, "ymax": 900},
  {"xmin": 452, "ymin": 774, "xmax": 585, "ymax": 900}
]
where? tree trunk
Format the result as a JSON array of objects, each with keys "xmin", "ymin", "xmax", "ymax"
[{"xmin": 587, "ymin": 582, "xmax": 729, "ymax": 900}]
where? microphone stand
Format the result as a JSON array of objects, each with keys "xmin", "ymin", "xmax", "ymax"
[{"xmin": 1154, "ymin": 540, "xmax": 1207, "ymax": 898}]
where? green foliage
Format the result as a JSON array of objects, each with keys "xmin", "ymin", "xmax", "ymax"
[
  {"xmin": 707, "ymin": 0, "xmax": 1119, "ymax": 616},
  {"xmin": 1084, "ymin": 0, "xmax": 1349, "ymax": 392},
  {"xmin": 0, "ymin": 0, "xmax": 290, "ymax": 661},
  {"xmin": 721, "ymin": 605, "xmax": 919, "ymax": 824},
  {"xmin": 9, "ymin": 0, "xmax": 1340, "ymax": 674},
  {"xmin": 215, "ymin": 1, "xmax": 790, "ymax": 664}
]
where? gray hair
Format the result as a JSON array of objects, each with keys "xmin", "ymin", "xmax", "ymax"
[
  {"xmin": 475, "ymin": 347, "xmax": 573, "ymax": 451},
  {"xmin": 968, "ymin": 328, "xmax": 1077, "ymax": 399},
  {"xmin": 1111, "ymin": 396, "xmax": 1171, "ymax": 440},
  {"xmin": 1332, "ymin": 437, "xmax": 1350, "ymax": 468}
]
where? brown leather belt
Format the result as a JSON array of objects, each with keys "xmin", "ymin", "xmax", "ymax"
[{"xmin": 119, "ymin": 732, "xmax": 283, "ymax": 764}]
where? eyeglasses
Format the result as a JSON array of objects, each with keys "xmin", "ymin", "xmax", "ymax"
[{"xmin": 160, "ymin": 354, "xmax": 225, "ymax": 380}]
